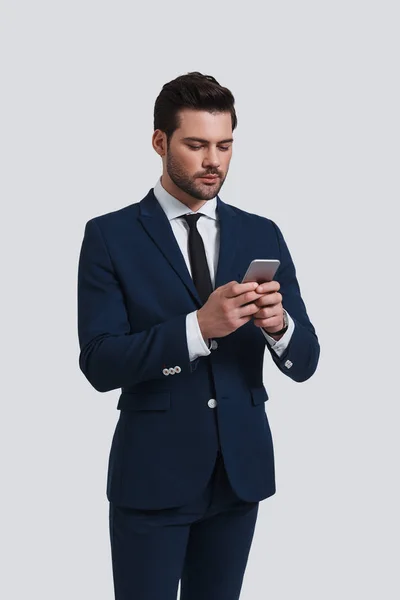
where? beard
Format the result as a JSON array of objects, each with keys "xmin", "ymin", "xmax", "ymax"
[{"xmin": 166, "ymin": 149, "xmax": 226, "ymax": 201}]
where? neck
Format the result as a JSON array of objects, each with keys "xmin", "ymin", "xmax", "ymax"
[{"xmin": 160, "ymin": 174, "xmax": 209, "ymax": 213}]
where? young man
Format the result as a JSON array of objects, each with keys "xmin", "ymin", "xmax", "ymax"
[{"xmin": 77, "ymin": 71, "xmax": 320, "ymax": 600}]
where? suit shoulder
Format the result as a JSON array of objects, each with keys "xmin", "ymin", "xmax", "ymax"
[
  {"xmin": 85, "ymin": 201, "xmax": 140, "ymax": 228},
  {"xmin": 223, "ymin": 200, "xmax": 278, "ymax": 230},
  {"xmin": 80, "ymin": 202, "xmax": 142, "ymax": 243}
]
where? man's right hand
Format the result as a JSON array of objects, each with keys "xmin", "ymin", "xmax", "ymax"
[{"xmin": 197, "ymin": 281, "xmax": 264, "ymax": 341}]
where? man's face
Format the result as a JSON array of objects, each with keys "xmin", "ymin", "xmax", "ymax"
[{"xmin": 165, "ymin": 109, "xmax": 233, "ymax": 201}]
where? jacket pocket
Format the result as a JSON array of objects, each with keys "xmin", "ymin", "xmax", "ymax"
[
  {"xmin": 251, "ymin": 386, "xmax": 269, "ymax": 405},
  {"xmin": 117, "ymin": 391, "xmax": 171, "ymax": 411}
]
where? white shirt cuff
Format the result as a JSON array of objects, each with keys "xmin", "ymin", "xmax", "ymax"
[
  {"xmin": 186, "ymin": 311, "xmax": 211, "ymax": 361},
  {"xmin": 260, "ymin": 311, "xmax": 295, "ymax": 357}
]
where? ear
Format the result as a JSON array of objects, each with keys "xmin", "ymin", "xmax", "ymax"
[{"xmin": 152, "ymin": 129, "xmax": 166, "ymax": 156}]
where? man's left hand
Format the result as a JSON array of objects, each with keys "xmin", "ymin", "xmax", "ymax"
[{"xmin": 251, "ymin": 281, "xmax": 284, "ymax": 335}]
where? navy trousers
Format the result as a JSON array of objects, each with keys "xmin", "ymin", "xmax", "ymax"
[{"xmin": 109, "ymin": 450, "xmax": 259, "ymax": 599}]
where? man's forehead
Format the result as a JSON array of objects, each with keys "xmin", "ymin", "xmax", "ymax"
[{"xmin": 176, "ymin": 108, "xmax": 233, "ymax": 139}]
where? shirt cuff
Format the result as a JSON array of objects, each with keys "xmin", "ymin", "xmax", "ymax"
[
  {"xmin": 186, "ymin": 311, "xmax": 211, "ymax": 361},
  {"xmin": 260, "ymin": 311, "xmax": 295, "ymax": 357}
]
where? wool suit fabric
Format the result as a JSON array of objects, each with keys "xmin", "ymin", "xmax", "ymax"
[{"xmin": 77, "ymin": 188, "xmax": 320, "ymax": 598}]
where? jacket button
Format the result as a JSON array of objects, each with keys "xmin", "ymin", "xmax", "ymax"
[
  {"xmin": 174, "ymin": 366, "xmax": 181, "ymax": 373},
  {"xmin": 168, "ymin": 367, "xmax": 175, "ymax": 375},
  {"xmin": 208, "ymin": 398, "xmax": 217, "ymax": 408},
  {"xmin": 162, "ymin": 368, "xmax": 170, "ymax": 376}
]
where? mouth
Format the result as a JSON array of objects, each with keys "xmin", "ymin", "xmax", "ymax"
[{"xmin": 199, "ymin": 175, "xmax": 219, "ymax": 182}]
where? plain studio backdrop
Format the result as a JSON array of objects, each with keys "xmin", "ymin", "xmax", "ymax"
[{"xmin": 1, "ymin": 1, "xmax": 399, "ymax": 598}]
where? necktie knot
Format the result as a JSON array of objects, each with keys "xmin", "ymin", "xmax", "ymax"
[{"xmin": 182, "ymin": 213, "xmax": 203, "ymax": 228}]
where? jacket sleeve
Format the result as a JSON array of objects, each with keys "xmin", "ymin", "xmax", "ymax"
[
  {"xmin": 265, "ymin": 220, "xmax": 320, "ymax": 382},
  {"xmin": 77, "ymin": 218, "xmax": 194, "ymax": 392}
]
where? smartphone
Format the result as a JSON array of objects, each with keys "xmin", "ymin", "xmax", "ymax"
[{"xmin": 241, "ymin": 259, "xmax": 280, "ymax": 284}]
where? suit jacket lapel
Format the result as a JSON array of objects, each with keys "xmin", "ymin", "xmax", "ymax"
[
  {"xmin": 214, "ymin": 195, "xmax": 242, "ymax": 289},
  {"xmin": 138, "ymin": 189, "xmax": 242, "ymax": 307}
]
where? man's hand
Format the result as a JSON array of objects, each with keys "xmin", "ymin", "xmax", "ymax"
[
  {"xmin": 252, "ymin": 281, "xmax": 285, "ymax": 338},
  {"xmin": 197, "ymin": 281, "xmax": 265, "ymax": 341}
]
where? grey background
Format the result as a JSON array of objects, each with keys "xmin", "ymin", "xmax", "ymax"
[{"xmin": 1, "ymin": 1, "xmax": 399, "ymax": 598}]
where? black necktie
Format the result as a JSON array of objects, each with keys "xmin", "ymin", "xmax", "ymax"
[{"xmin": 182, "ymin": 213, "xmax": 213, "ymax": 304}]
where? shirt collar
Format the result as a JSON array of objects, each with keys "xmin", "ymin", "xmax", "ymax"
[{"xmin": 153, "ymin": 176, "xmax": 218, "ymax": 221}]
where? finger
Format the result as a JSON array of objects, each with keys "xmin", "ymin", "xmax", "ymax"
[
  {"xmin": 253, "ymin": 303, "xmax": 283, "ymax": 320},
  {"xmin": 253, "ymin": 314, "xmax": 283, "ymax": 329},
  {"xmin": 226, "ymin": 281, "xmax": 258, "ymax": 298},
  {"xmin": 255, "ymin": 281, "xmax": 280, "ymax": 294},
  {"xmin": 234, "ymin": 289, "xmax": 265, "ymax": 308},
  {"xmin": 254, "ymin": 292, "xmax": 282, "ymax": 307},
  {"xmin": 253, "ymin": 306, "xmax": 274, "ymax": 320},
  {"xmin": 238, "ymin": 302, "xmax": 260, "ymax": 318}
]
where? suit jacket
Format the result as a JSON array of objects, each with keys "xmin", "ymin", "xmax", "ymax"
[{"xmin": 77, "ymin": 188, "xmax": 320, "ymax": 509}]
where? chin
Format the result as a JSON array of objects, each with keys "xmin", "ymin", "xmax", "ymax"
[
  {"xmin": 198, "ymin": 190, "xmax": 218, "ymax": 200},
  {"xmin": 197, "ymin": 182, "xmax": 221, "ymax": 196}
]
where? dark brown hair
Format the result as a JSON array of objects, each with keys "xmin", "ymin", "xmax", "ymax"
[{"xmin": 154, "ymin": 71, "xmax": 237, "ymax": 144}]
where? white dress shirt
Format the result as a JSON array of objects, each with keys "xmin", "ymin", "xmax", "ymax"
[{"xmin": 153, "ymin": 177, "xmax": 295, "ymax": 361}]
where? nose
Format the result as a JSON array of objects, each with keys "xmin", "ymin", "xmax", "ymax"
[{"xmin": 203, "ymin": 146, "xmax": 220, "ymax": 169}]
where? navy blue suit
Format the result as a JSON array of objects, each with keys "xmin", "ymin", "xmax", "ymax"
[{"xmin": 77, "ymin": 188, "xmax": 320, "ymax": 598}]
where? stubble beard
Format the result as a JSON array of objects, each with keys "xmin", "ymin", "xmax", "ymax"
[{"xmin": 166, "ymin": 149, "xmax": 226, "ymax": 201}]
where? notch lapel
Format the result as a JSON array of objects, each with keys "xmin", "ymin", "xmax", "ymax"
[
  {"xmin": 214, "ymin": 196, "xmax": 242, "ymax": 289},
  {"xmin": 138, "ymin": 189, "xmax": 242, "ymax": 307}
]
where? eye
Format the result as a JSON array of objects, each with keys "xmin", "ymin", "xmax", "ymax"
[
  {"xmin": 188, "ymin": 145, "xmax": 202, "ymax": 150},
  {"xmin": 219, "ymin": 146, "xmax": 231, "ymax": 151}
]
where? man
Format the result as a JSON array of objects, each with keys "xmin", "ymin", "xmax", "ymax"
[{"xmin": 77, "ymin": 71, "xmax": 320, "ymax": 600}]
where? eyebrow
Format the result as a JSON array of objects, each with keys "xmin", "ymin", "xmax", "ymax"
[{"xmin": 182, "ymin": 137, "xmax": 234, "ymax": 144}]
